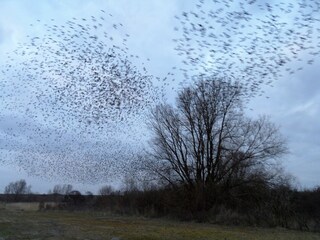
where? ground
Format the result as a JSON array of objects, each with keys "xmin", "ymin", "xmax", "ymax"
[{"xmin": 0, "ymin": 204, "xmax": 320, "ymax": 240}]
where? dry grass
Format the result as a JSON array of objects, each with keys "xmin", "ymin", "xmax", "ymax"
[
  {"xmin": 3, "ymin": 202, "xmax": 40, "ymax": 211},
  {"xmin": 0, "ymin": 208, "xmax": 319, "ymax": 240}
]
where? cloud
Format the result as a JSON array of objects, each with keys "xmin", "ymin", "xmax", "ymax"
[
  {"xmin": 288, "ymin": 100, "xmax": 318, "ymax": 117},
  {"xmin": 0, "ymin": 26, "xmax": 4, "ymax": 44},
  {"xmin": 246, "ymin": 53, "xmax": 320, "ymax": 188}
]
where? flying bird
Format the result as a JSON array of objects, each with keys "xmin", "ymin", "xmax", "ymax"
[
  {"xmin": 172, "ymin": 0, "xmax": 320, "ymax": 97},
  {"xmin": 0, "ymin": 8, "xmax": 162, "ymax": 183}
]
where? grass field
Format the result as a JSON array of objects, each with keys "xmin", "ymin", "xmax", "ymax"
[
  {"xmin": 0, "ymin": 207, "xmax": 320, "ymax": 240},
  {"xmin": 1, "ymin": 202, "xmax": 40, "ymax": 211}
]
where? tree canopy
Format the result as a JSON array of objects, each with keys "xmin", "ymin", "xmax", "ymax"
[{"xmin": 148, "ymin": 77, "xmax": 287, "ymax": 211}]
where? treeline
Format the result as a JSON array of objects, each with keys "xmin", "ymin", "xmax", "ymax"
[
  {"xmin": 1, "ymin": 181, "xmax": 320, "ymax": 231},
  {"xmin": 95, "ymin": 183, "xmax": 320, "ymax": 231}
]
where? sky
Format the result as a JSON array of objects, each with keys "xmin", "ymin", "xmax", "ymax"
[{"xmin": 0, "ymin": 0, "xmax": 319, "ymax": 194}]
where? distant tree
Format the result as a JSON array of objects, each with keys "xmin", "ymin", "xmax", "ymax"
[
  {"xmin": 4, "ymin": 179, "xmax": 31, "ymax": 195},
  {"xmin": 51, "ymin": 184, "xmax": 73, "ymax": 195},
  {"xmin": 148, "ymin": 77, "xmax": 287, "ymax": 212},
  {"xmin": 85, "ymin": 191, "xmax": 93, "ymax": 196},
  {"xmin": 123, "ymin": 175, "xmax": 140, "ymax": 193},
  {"xmin": 64, "ymin": 190, "xmax": 85, "ymax": 207},
  {"xmin": 98, "ymin": 185, "xmax": 114, "ymax": 196}
]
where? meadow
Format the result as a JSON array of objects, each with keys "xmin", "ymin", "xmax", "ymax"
[{"xmin": 0, "ymin": 204, "xmax": 320, "ymax": 240}]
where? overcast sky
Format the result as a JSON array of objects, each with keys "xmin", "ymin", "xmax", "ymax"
[{"xmin": 0, "ymin": 0, "xmax": 319, "ymax": 193}]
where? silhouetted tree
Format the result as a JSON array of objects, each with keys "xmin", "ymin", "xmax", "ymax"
[
  {"xmin": 51, "ymin": 184, "xmax": 73, "ymax": 195},
  {"xmin": 98, "ymin": 185, "xmax": 114, "ymax": 196},
  {"xmin": 64, "ymin": 190, "xmax": 85, "ymax": 208},
  {"xmin": 4, "ymin": 179, "xmax": 32, "ymax": 201},
  {"xmin": 4, "ymin": 179, "xmax": 31, "ymax": 195},
  {"xmin": 148, "ymin": 77, "xmax": 287, "ymax": 213}
]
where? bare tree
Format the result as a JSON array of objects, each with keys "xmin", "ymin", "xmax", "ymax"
[
  {"xmin": 148, "ymin": 77, "xmax": 287, "ymax": 210},
  {"xmin": 4, "ymin": 179, "xmax": 31, "ymax": 195},
  {"xmin": 51, "ymin": 184, "xmax": 73, "ymax": 195},
  {"xmin": 98, "ymin": 185, "xmax": 114, "ymax": 196}
]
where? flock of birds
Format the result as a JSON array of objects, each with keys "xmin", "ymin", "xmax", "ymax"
[
  {"xmin": 3, "ymin": 10, "xmax": 160, "ymax": 126},
  {"xmin": 173, "ymin": 0, "xmax": 320, "ymax": 97},
  {"xmin": 0, "ymin": 0, "xmax": 319, "ymax": 184},
  {"xmin": 0, "ymin": 8, "xmax": 159, "ymax": 183}
]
